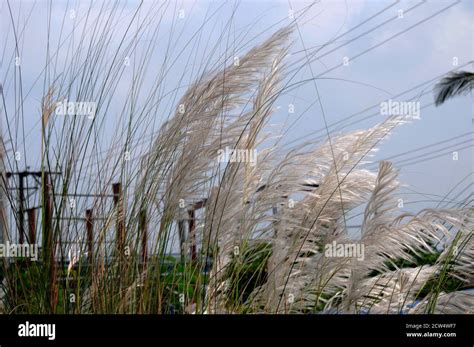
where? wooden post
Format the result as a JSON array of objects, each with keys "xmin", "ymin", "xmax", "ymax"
[
  {"xmin": 178, "ymin": 220, "xmax": 186, "ymax": 261},
  {"xmin": 42, "ymin": 172, "xmax": 57, "ymax": 312},
  {"xmin": 188, "ymin": 209, "xmax": 197, "ymax": 261},
  {"xmin": 112, "ymin": 183, "xmax": 125, "ymax": 258},
  {"xmin": 86, "ymin": 209, "xmax": 94, "ymax": 263},
  {"xmin": 42, "ymin": 172, "xmax": 53, "ymax": 261},
  {"xmin": 139, "ymin": 208, "xmax": 147, "ymax": 267},
  {"xmin": 186, "ymin": 200, "xmax": 206, "ymax": 261},
  {"xmin": 18, "ymin": 173, "xmax": 25, "ymax": 244},
  {"xmin": 26, "ymin": 208, "xmax": 36, "ymax": 244}
]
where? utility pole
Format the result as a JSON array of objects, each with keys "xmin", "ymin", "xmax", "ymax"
[
  {"xmin": 6, "ymin": 170, "xmax": 41, "ymax": 244},
  {"xmin": 6, "ymin": 170, "xmax": 59, "ymax": 244},
  {"xmin": 18, "ymin": 173, "xmax": 24, "ymax": 243},
  {"xmin": 6, "ymin": 171, "xmax": 33, "ymax": 243}
]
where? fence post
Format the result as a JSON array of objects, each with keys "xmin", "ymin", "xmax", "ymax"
[
  {"xmin": 178, "ymin": 220, "xmax": 186, "ymax": 261},
  {"xmin": 42, "ymin": 172, "xmax": 57, "ymax": 312},
  {"xmin": 139, "ymin": 208, "xmax": 147, "ymax": 268},
  {"xmin": 18, "ymin": 173, "xmax": 25, "ymax": 244},
  {"xmin": 42, "ymin": 172, "xmax": 53, "ymax": 261},
  {"xmin": 112, "ymin": 183, "xmax": 125, "ymax": 258},
  {"xmin": 188, "ymin": 209, "xmax": 197, "ymax": 261},
  {"xmin": 26, "ymin": 208, "xmax": 36, "ymax": 244},
  {"xmin": 86, "ymin": 209, "xmax": 94, "ymax": 264}
]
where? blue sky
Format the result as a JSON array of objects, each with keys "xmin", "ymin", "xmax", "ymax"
[{"xmin": 1, "ymin": 0, "xmax": 473, "ymax": 223}]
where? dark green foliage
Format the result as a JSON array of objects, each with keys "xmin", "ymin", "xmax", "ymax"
[{"xmin": 225, "ymin": 241, "xmax": 272, "ymax": 310}]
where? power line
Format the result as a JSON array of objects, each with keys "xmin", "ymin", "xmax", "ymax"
[
  {"xmin": 283, "ymin": 61, "xmax": 472, "ymax": 148},
  {"xmin": 374, "ymin": 132, "xmax": 472, "ymax": 162},
  {"xmin": 395, "ymin": 143, "xmax": 472, "ymax": 169},
  {"xmin": 6, "ymin": 0, "xmax": 432, "ymax": 171}
]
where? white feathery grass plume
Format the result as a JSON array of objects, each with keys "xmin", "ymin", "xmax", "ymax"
[
  {"xmin": 251, "ymin": 114, "xmax": 411, "ymax": 312},
  {"xmin": 408, "ymin": 290, "xmax": 474, "ymax": 314},
  {"xmin": 142, "ymin": 27, "xmax": 294, "ymax": 218},
  {"xmin": 343, "ymin": 160, "xmax": 399, "ymax": 311},
  {"xmin": 201, "ymin": 30, "xmax": 292, "ymax": 312},
  {"xmin": 340, "ymin": 208, "xmax": 469, "ymax": 313},
  {"xmin": 341, "ymin": 182, "xmax": 471, "ymax": 313},
  {"xmin": 361, "ymin": 161, "xmax": 399, "ymax": 237}
]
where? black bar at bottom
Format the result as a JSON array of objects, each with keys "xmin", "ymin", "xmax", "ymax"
[{"xmin": 0, "ymin": 314, "xmax": 471, "ymax": 346}]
